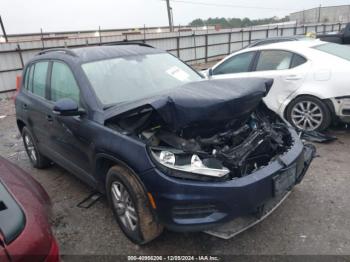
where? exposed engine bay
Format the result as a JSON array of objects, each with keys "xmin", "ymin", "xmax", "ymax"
[{"xmin": 104, "ymin": 78, "xmax": 294, "ymax": 181}]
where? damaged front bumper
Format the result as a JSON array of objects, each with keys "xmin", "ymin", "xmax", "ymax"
[{"xmin": 140, "ymin": 128, "xmax": 315, "ymax": 232}]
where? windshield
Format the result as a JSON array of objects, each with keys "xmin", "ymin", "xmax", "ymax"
[
  {"xmin": 313, "ymin": 43, "xmax": 350, "ymax": 61},
  {"xmin": 82, "ymin": 53, "xmax": 202, "ymax": 107}
]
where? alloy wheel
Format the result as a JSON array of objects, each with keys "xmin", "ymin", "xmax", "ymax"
[
  {"xmin": 24, "ymin": 134, "xmax": 38, "ymax": 163},
  {"xmin": 291, "ymin": 101, "xmax": 324, "ymax": 131},
  {"xmin": 111, "ymin": 181, "xmax": 138, "ymax": 232}
]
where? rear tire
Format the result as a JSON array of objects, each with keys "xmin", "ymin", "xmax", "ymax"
[
  {"xmin": 22, "ymin": 127, "xmax": 51, "ymax": 168},
  {"xmin": 106, "ymin": 165, "xmax": 163, "ymax": 245},
  {"xmin": 286, "ymin": 95, "xmax": 332, "ymax": 131}
]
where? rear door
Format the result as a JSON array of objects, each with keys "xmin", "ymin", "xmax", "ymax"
[
  {"xmin": 245, "ymin": 50, "xmax": 310, "ymax": 112},
  {"xmin": 17, "ymin": 61, "xmax": 52, "ymax": 154}
]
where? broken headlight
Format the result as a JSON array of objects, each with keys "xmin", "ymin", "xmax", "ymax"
[{"xmin": 150, "ymin": 148, "xmax": 230, "ymax": 179}]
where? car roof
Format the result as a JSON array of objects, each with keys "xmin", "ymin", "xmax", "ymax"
[
  {"xmin": 33, "ymin": 44, "xmax": 165, "ymax": 64},
  {"xmin": 241, "ymin": 39, "xmax": 324, "ymax": 52},
  {"xmin": 250, "ymin": 35, "xmax": 307, "ymax": 44}
]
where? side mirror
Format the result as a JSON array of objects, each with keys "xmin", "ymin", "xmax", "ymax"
[
  {"xmin": 208, "ymin": 68, "xmax": 213, "ymax": 77},
  {"xmin": 53, "ymin": 98, "xmax": 85, "ymax": 116}
]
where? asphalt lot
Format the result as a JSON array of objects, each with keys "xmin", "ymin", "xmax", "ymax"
[{"xmin": 0, "ymin": 98, "xmax": 350, "ymax": 257}]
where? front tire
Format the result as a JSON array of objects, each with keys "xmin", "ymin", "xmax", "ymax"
[
  {"xmin": 286, "ymin": 95, "xmax": 332, "ymax": 131},
  {"xmin": 22, "ymin": 127, "xmax": 51, "ymax": 168},
  {"xmin": 106, "ymin": 166, "xmax": 163, "ymax": 245}
]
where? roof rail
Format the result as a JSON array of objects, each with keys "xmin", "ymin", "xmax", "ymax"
[
  {"xmin": 102, "ymin": 41, "xmax": 154, "ymax": 48},
  {"xmin": 37, "ymin": 48, "xmax": 78, "ymax": 57}
]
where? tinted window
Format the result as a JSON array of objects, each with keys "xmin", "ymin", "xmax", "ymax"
[
  {"xmin": 50, "ymin": 62, "xmax": 80, "ymax": 103},
  {"xmin": 213, "ymin": 52, "xmax": 255, "ymax": 75},
  {"xmin": 313, "ymin": 43, "xmax": 350, "ymax": 61},
  {"xmin": 256, "ymin": 50, "xmax": 293, "ymax": 71},
  {"xmin": 32, "ymin": 62, "xmax": 49, "ymax": 98},
  {"xmin": 291, "ymin": 54, "xmax": 307, "ymax": 68},
  {"xmin": 25, "ymin": 65, "xmax": 35, "ymax": 92},
  {"xmin": 24, "ymin": 66, "xmax": 31, "ymax": 90}
]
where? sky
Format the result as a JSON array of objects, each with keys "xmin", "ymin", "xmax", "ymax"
[{"xmin": 1, "ymin": 0, "xmax": 350, "ymax": 34}]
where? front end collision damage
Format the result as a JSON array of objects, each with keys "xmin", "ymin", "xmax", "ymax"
[{"xmin": 103, "ymin": 77, "xmax": 316, "ymax": 232}]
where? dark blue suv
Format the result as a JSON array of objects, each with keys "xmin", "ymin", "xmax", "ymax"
[{"xmin": 15, "ymin": 44, "xmax": 315, "ymax": 244}]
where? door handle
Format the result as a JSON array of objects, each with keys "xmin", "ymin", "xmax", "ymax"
[
  {"xmin": 22, "ymin": 104, "xmax": 28, "ymax": 110},
  {"xmin": 285, "ymin": 75, "xmax": 302, "ymax": 80},
  {"xmin": 46, "ymin": 115, "xmax": 53, "ymax": 122}
]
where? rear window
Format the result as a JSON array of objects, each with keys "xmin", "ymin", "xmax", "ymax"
[{"xmin": 313, "ymin": 43, "xmax": 350, "ymax": 61}]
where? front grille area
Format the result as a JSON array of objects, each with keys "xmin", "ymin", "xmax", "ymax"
[{"xmin": 172, "ymin": 204, "xmax": 217, "ymax": 219}]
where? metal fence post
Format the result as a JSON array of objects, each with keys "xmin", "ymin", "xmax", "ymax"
[
  {"xmin": 293, "ymin": 26, "xmax": 297, "ymax": 35},
  {"xmin": 204, "ymin": 34, "xmax": 208, "ymax": 62},
  {"xmin": 16, "ymin": 44, "xmax": 24, "ymax": 69},
  {"xmin": 227, "ymin": 31, "xmax": 232, "ymax": 54},
  {"xmin": 193, "ymin": 32, "xmax": 197, "ymax": 61},
  {"xmin": 99, "ymin": 26, "xmax": 102, "ymax": 45},
  {"xmin": 40, "ymin": 28, "xmax": 45, "ymax": 49},
  {"xmin": 248, "ymin": 30, "xmax": 252, "ymax": 44},
  {"xmin": 176, "ymin": 36, "xmax": 180, "ymax": 58}
]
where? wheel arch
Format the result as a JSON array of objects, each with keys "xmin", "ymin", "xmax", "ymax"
[
  {"xmin": 16, "ymin": 119, "xmax": 26, "ymax": 134},
  {"xmin": 94, "ymin": 153, "xmax": 148, "ymax": 194},
  {"xmin": 283, "ymin": 93, "xmax": 331, "ymax": 120}
]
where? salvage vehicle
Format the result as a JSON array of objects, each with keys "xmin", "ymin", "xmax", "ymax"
[
  {"xmin": 204, "ymin": 40, "xmax": 350, "ymax": 131},
  {"xmin": 15, "ymin": 44, "xmax": 315, "ymax": 244},
  {"xmin": 317, "ymin": 23, "xmax": 350, "ymax": 44},
  {"xmin": 0, "ymin": 156, "xmax": 59, "ymax": 262}
]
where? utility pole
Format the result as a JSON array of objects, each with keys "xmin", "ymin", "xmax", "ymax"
[
  {"xmin": 0, "ymin": 15, "xmax": 8, "ymax": 42},
  {"xmin": 165, "ymin": 0, "xmax": 174, "ymax": 32},
  {"xmin": 318, "ymin": 5, "xmax": 322, "ymax": 23}
]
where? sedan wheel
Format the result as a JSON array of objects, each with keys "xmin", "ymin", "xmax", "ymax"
[
  {"xmin": 111, "ymin": 181, "xmax": 138, "ymax": 232},
  {"xmin": 286, "ymin": 96, "xmax": 332, "ymax": 131},
  {"xmin": 291, "ymin": 101, "xmax": 323, "ymax": 131}
]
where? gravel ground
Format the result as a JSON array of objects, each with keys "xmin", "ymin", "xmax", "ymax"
[{"xmin": 0, "ymin": 98, "xmax": 350, "ymax": 258}]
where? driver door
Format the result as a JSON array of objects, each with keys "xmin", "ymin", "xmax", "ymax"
[{"xmin": 47, "ymin": 61, "xmax": 92, "ymax": 175}]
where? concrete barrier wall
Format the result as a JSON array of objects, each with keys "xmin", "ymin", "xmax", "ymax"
[{"xmin": 0, "ymin": 22, "xmax": 346, "ymax": 98}]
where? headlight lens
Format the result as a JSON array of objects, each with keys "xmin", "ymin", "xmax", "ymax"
[{"xmin": 151, "ymin": 149, "xmax": 230, "ymax": 178}]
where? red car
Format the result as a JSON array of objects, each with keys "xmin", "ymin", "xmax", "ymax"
[{"xmin": 0, "ymin": 156, "xmax": 59, "ymax": 262}]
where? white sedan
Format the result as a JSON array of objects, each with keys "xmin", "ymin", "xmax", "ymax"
[{"xmin": 204, "ymin": 40, "xmax": 350, "ymax": 131}]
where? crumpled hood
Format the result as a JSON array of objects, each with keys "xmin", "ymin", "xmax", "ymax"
[{"xmin": 104, "ymin": 78, "xmax": 273, "ymax": 132}]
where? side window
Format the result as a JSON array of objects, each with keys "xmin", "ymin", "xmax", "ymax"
[
  {"xmin": 290, "ymin": 54, "xmax": 307, "ymax": 68},
  {"xmin": 24, "ymin": 64, "xmax": 35, "ymax": 92},
  {"xmin": 23, "ymin": 66, "xmax": 31, "ymax": 90},
  {"xmin": 32, "ymin": 62, "xmax": 49, "ymax": 98},
  {"xmin": 256, "ymin": 50, "xmax": 293, "ymax": 71},
  {"xmin": 213, "ymin": 52, "xmax": 255, "ymax": 75},
  {"xmin": 50, "ymin": 62, "xmax": 80, "ymax": 103}
]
